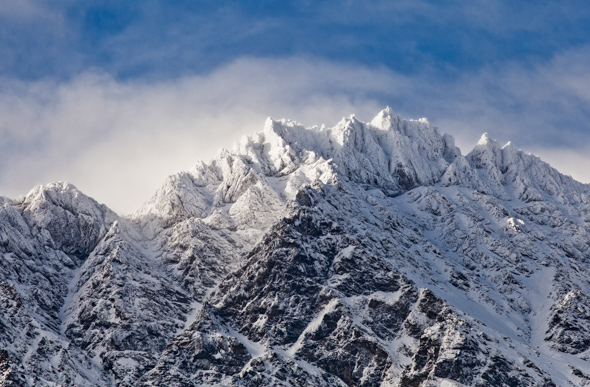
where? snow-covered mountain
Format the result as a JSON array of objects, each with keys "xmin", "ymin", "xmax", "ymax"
[{"xmin": 2, "ymin": 108, "xmax": 590, "ymax": 386}]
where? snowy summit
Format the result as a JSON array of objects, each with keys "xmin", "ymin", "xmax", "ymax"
[{"xmin": 1, "ymin": 108, "xmax": 590, "ymax": 386}]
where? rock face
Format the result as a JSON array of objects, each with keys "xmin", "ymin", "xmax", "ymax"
[{"xmin": 1, "ymin": 108, "xmax": 590, "ymax": 386}]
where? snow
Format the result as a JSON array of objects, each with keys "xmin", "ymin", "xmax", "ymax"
[
  {"xmin": 117, "ymin": 357, "xmax": 139, "ymax": 368},
  {"xmin": 477, "ymin": 132, "xmax": 492, "ymax": 146},
  {"xmin": 226, "ymin": 326, "xmax": 266, "ymax": 358},
  {"xmin": 181, "ymin": 301, "xmax": 203, "ymax": 332},
  {"xmin": 3, "ymin": 107, "xmax": 590, "ymax": 386},
  {"xmin": 288, "ymin": 299, "xmax": 339, "ymax": 356},
  {"xmin": 437, "ymin": 379, "xmax": 471, "ymax": 387},
  {"xmin": 59, "ymin": 266, "xmax": 82, "ymax": 335},
  {"xmin": 340, "ymin": 245, "xmax": 355, "ymax": 258}
]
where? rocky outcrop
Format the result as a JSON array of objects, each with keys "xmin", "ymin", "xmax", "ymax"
[{"xmin": 1, "ymin": 109, "xmax": 590, "ymax": 386}]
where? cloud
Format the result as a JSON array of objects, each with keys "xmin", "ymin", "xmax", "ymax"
[
  {"xmin": 1, "ymin": 50, "xmax": 590, "ymax": 214},
  {"xmin": 0, "ymin": 0, "xmax": 55, "ymax": 20},
  {"xmin": 0, "ymin": 58, "xmax": 401, "ymax": 214},
  {"xmin": 422, "ymin": 47, "xmax": 590, "ymax": 150},
  {"xmin": 0, "ymin": 0, "xmax": 587, "ymax": 107},
  {"xmin": 5, "ymin": 0, "xmax": 588, "ymax": 82}
]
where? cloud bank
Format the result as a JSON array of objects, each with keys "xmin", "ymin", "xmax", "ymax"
[
  {"xmin": 1, "ymin": 49, "xmax": 590, "ymax": 214},
  {"xmin": 2, "ymin": 0, "xmax": 588, "ymax": 82}
]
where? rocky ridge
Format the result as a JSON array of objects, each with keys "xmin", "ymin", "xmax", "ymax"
[{"xmin": 1, "ymin": 108, "xmax": 590, "ymax": 386}]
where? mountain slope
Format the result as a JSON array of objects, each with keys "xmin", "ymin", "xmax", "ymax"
[{"xmin": 1, "ymin": 108, "xmax": 590, "ymax": 386}]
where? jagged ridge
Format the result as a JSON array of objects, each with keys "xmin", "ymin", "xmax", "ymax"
[{"xmin": 1, "ymin": 108, "xmax": 590, "ymax": 386}]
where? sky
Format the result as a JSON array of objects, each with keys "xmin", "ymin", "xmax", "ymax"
[{"xmin": 1, "ymin": 0, "xmax": 590, "ymax": 214}]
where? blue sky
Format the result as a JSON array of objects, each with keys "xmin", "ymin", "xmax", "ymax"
[
  {"xmin": 1, "ymin": 0, "xmax": 590, "ymax": 213},
  {"xmin": 4, "ymin": 0, "xmax": 590, "ymax": 80}
]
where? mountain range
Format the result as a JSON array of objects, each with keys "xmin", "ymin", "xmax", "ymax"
[{"xmin": 1, "ymin": 107, "xmax": 589, "ymax": 386}]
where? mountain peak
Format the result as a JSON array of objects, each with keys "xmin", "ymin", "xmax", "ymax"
[
  {"xmin": 4, "ymin": 108, "xmax": 590, "ymax": 386},
  {"xmin": 370, "ymin": 106, "xmax": 401, "ymax": 131},
  {"xmin": 503, "ymin": 140, "xmax": 514, "ymax": 149},
  {"xmin": 475, "ymin": 132, "xmax": 500, "ymax": 148}
]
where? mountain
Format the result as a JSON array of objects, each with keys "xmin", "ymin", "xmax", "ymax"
[{"xmin": 1, "ymin": 108, "xmax": 590, "ymax": 386}]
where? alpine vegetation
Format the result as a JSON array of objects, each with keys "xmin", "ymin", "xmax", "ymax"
[{"xmin": 1, "ymin": 108, "xmax": 589, "ymax": 386}]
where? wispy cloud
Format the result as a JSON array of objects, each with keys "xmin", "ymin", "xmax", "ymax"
[
  {"xmin": 0, "ymin": 58, "xmax": 399, "ymax": 213},
  {"xmin": 3, "ymin": 1, "xmax": 588, "ymax": 81},
  {"xmin": 1, "ymin": 49, "xmax": 590, "ymax": 214},
  {"xmin": 0, "ymin": 0, "xmax": 57, "ymax": 20},
  {"xmin": 424, "ymin": 47, "xmax": 590, "ymax": 150}
]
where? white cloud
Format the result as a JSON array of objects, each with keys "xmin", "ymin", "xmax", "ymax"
[
  {"xmin": 0, "ymin": 0, "xmax": 65, "ymax": 25},
  {"xmin": 0, "ymin": 0, "xmax": 48, "ymax": 19},
  {"xmin": 424, "ymin": 47, "xmax": 590, "ymax": 150},
  {"xmin": 0, "ymin": 59, "xmax": 401, "ymax": 214},
  {"xmin": 1, "ymin": 52, "xmax": 590, "ymax": 214}
]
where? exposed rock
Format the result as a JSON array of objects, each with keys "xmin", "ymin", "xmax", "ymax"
[{"xmin": 1, "ymin": 108, "xmax": 590, "ymax": 386}]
